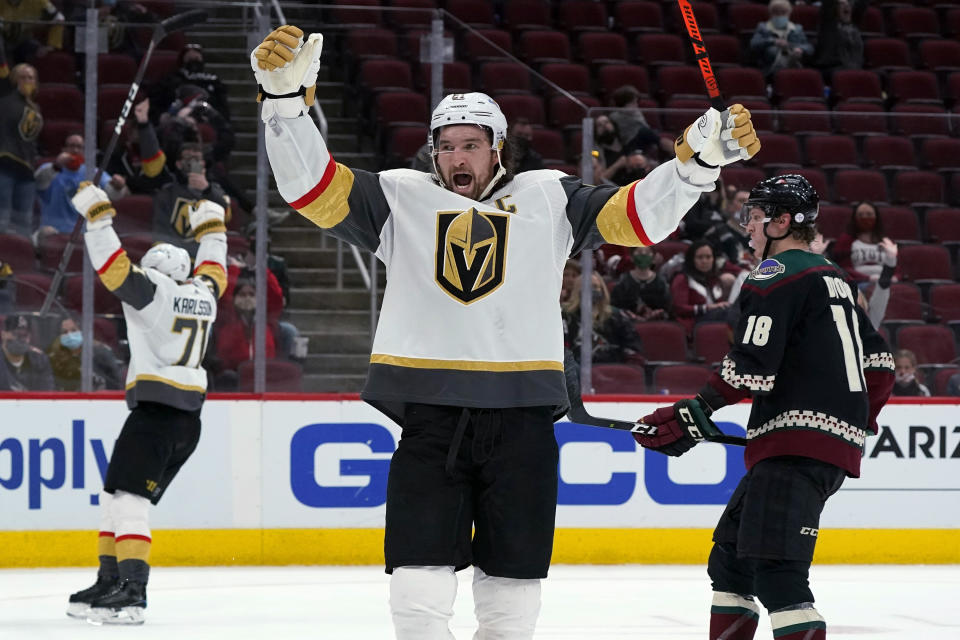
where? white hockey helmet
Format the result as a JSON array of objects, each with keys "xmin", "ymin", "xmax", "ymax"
[
  {"xmin": 429, "ymin": 92, "xmax": 508, "ymax": 199},
  {"xmin": 141, "ymin": 243, "xmax": 191, "ymax": 283}
]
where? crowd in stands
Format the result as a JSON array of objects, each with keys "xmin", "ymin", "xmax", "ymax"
[{"xmin": 0, "ymin": 2, "xmax": 302, "ymax": 391}]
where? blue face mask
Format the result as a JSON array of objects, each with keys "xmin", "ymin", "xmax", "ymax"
[
  {"xmin": 60, "ymin": 331, "xmax": 83, "ymax": 350},
  {"xmin": 771, "ymin": 15, "xmax": 789, "ymax": 29}
]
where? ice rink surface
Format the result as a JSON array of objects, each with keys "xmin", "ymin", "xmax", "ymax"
[{"xmin": 2, "ymin": 564, "xmax": 958, "ymax": 639}]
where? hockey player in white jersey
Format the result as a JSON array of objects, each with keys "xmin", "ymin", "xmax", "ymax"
[
  {"xmin": 65, "ymin": 183, "xmax": 227, "ymax": 625},
  {"xmin": 251, "ymin": 25, "xmax": 760, "ymax": 639}
]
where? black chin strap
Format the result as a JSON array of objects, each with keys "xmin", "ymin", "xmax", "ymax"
[{"xmin": 761, "ymin": 221, "xmax": 792, "ymax": 261}]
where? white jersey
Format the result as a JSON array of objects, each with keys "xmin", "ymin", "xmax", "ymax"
[
  {"xmin": 264, "ymin": 114, "xmax": 713, "ymax": 423},
  {"xmin": 84, "ymin": 221, "xmax": 227, "ymax": 410}
]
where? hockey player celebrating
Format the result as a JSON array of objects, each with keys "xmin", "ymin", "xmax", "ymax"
[
  {"xmin": 251, "ymin": 25, "xmax": 760, "ymax": 638},
  {"xmin": 634, "ymin": 175, "xmax": 895, "ymax": 640},
  {"xmin": 65, "ymin": 183, "xmax": 227, "ymax": 625}
]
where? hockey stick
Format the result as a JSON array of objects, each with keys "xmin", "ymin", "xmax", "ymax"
[
  {"xmin": 563, "ymin": 352, "xmax": 747, "ymax": 446},
  {"xmin": 676, "ymin": 0, "xmax": 724, "ymax": 113},
  {"xmin": 39, "ymin": 9, "xmax": 209, "ymax": 316}
]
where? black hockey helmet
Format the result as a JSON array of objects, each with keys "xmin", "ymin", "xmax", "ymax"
[{"xmin": 739, "ymin": 174, "xmax": 819, "ymax": 228}]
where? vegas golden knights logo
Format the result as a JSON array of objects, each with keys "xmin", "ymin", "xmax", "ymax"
[
  {"xmin": 435, "ymin": 208, "xmax": 509, "ymax": 304},
  {"xmin": 171, "ymin": 197, "xmax": 199, "ymax": 239},
  {"xmin": 18, "ymin": 107, "xmax": 42, "ymax": 141}
]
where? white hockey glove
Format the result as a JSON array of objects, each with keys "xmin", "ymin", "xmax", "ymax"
[
  {"xmin": 675, "ymin": 104, "xmax": 761, "ymax": 168},
  {"xmin": 250, "ymin": 25, "xmax": 324, "ymax": 122},
  {"xmin": 189, "ymin": 199, "xmax": 227, "ymax": 240},
  {"xmin": 71, "ymin": 182, "xmax": 115, "ymax": 231}
]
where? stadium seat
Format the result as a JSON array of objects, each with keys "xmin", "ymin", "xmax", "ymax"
[
  {"xmin": 891, "ymin": 105, "xmax": 950, "ymax": 137},
  {"xmin": 932, "ymin": 368, "xmax": 959, "ymax": 396},
  {"xmin": 346, "ymin": 28, "xmax": 398, "ymax": 61},
  {"xmin": 930, "ymin": 284, "xmax": 960, "ymax": 323},
  {"xmin": 862, "ymin": 136, "xmax": 916, "ymax": 171},
  {"xmin": 889, "ymin": 7, "xmax": 939, "ymax": 39},
  {"xmin": 32, "ymin": 50, "xmax": 76, "ymax": 85},
  {"xmin": 35, "ymin": 86, "xmax": 84, "ymax": 121},
  {"xmin": 0, "ymin": 233, "xmax": 36, "ymax": 273},
  {"xmin": 97, "ymin": 54, "xmax": 137, "ymax": 85},
  {"xmin": 925, "ymin": 209, "xmax": 960, "ymax": 243},
  {"xmin": 815, "ymin": 205, "xmax": 850, "ymax": 240},
  {"xmin": 462, "ymin": 29, "xmax": 513, "ymax": 62},
  {"xmin": 692, "ymin": 321, "xmax": 729, "ymax": 366},
  {"xmin": 579, "ymin": 33, "xmax": 629, "ymax": 66},
  {"xmin": 634, "ymin": 321, "xmax": 688, "ymax": 363},
  {"xmin": 93, "ymin": 316, "xmax": 119, "ymax": 351},
  {"xmin": 446, "ymin": 0, "xmax": 495, "ymax": 28},
  {"xmin": 833, "ymin": 102, "xmax": 888, "ymax": 137},
  {"xmin": 777, "ymin": 169, "xmax": 829, "ymax": 203},
  {"xmin": 702, "ymin": 35, "xmax": 742, "ymax": 68},
  {"xmin": 401, "ymin": 29, "xmax": 450, "ymax": 61},
  {"xmin": 657, "ymin": 67, "xmax": 710, "ymax": 101},
  {"xmin": 895, "ymin": 325, "xmax": 956, "ymax": 365},
  {"xmin": 898, "ymin": 244, "xmax": 954, "ymax": 282},
  {"xmin": 887, "ymin": 71, "xmax": 941, "ymax": 105},
  {"xmin": 416, "ymin": 62, "xmax": 471, "ymax": 94},
  {"xmin": 143, "ymin": 50, "xmax": 179, "ymax": 84},
  {"xmin": 548, "ymin": 95, "xmax": 600, "ymax": 130},
  {"xmin": 804, "ymin": 136, "xmax": 859, "ymax": 170},
  {"xmin": 387, "ymin": 0, "xmax": 435, "ymax": 29},
  {"xmin": 947, "ymin": 8, "xmax": 960, "ymax": 38},
  {"xmin": 864, "ymin": 38, "xmax": 912, "ymax": 72},
  {"xmin": 387, "ymin": 125, "xmax": 427, "ymax": 165},
  {"xmin": 37, "ymin": 119, "xmax": 82, "ymax": 157},
  {"xmin": 480, "ymin": 62, "xmax": 531, "ymax": 94},
  {"xmin": 726, "ymin": 3, "xmax": 769, "ymax": 35},
  {"xmin": 651, "ymin": 240, "xmax": 690, "ymax": 264},
  {"xmin": 716, "ymin": 68, "xmax": 766, "ymax": 101},
  {"xmin": 830, "ymin": 70, "xmax": 884, "ymax": 104},
  {"xmin": 237, "ymin": 360, "xmax": 303, "ymax": 392},
  {"xmin": 11, "ymin": 273, "xmax": 53, "ymax": 311},
  {"xmin": 651, "ymin": 364, "xmax": 713, "ymax": 395},
  {"xmin": 893, "ymin": 171, "xmax": 945, "ymax": 207},
  {"xmin": 120, "ymin": 233, "xmax": 155, "ymax": 263},
  {"xmin": 590, "ymin": 364, "xmax": 647, "ymax": 394},
  {"xmin": 597, "ymin": 65, "xmax": 650, "ymax": 100},
  {"xmin": 494, "ymin": 94, "xmax": 546, "ymax": 126},
  {"xmin": 540, "ymin": 63, "xmax": 591, "ymax": 96},
  {"xmin": 953, "ymin": 174, "xmax": 960, "ymax": 206},
  {"xmin": 833, "ymin": 169, "xmax": 888, "ymax": 204},
  {"xmin": 778, "ymin": 101, "xmax": 831, "ymax": 135},
  {"xmin": 791, "ymin": 3, "xmax": 819, "ymax": 34},
  {"xmin": 616, "ymin": 1, "xmax": 663, "ymax": 35},
  {"xmin": 755, "ymin": 134, "xmax": 801, "ymax": 171},
  {"xmin": 634, "ymin": 34, "xmax": 686, "ymax": 68},
  {"xmin": 773, "ymin": 68, "xmax": 825, "ymax": 103},
  {"xmin": 519, "ymin": 31, "xmax": 571, "ymax": 65},
  {"xmin": 918, "ymin": 40, "xmax": 960, "ymax": 74},
  {"xmin": 877, "ymin": 206, "xmax": 920, "ymax": 243},
  {"xmin": 921, "ymin": 139, "xmax": 960, "ymax": 173},
  {"xmin": 858, "ymin": 6, "xmax": 885, "ymax": 38},
  {"xmin": 661, "ymin": 98, "xmax": 710, "ymax": 134},
  {"xmin": 155, "ymin": 30, "xmax": 184, "ymax": 52},
  {"xmin": 64, "ymin": 275, "xmax": 122, "ymax": 315},
  {"xmin": 503, "ymin": 0, "xmax": 552, "ymax": 32},
  {"xmin": 331, "ymin": 0, "xmax": 383, "ymax": 26},
  {"xmin": 374, "ymin": 92, "xmax": 429, "ymax": 128},
  {"xmin": 531, "ymin": 128, "xmax": 565, "ymax": 165},
  {"xmin": 37, "ymin": 233, "xmax": 84, "ymax": 273},
  {"xmin": 98, "ymin": 86, "xmax": 140, "ymax": 122},
  {"xmin": 360, "ymin": 59, "xmax": 413, "ymax": 93},
  {"xmin": 112, "ymin": 196, "xmax": 154, "ymax": 236},
  {"xmin": 737, "ymin": 99, "xmax": 774, "ymax": 133},
  {"xmin": 668, "ymin": 2, "xmax": 719, "ymax": 33},
  {"xmin": 721, "ymin": 167, "xmax": 765, "ymax": 192},
  {"xmin": 558, "ymin": 1, "xmax": 608, "ymax": 33}
]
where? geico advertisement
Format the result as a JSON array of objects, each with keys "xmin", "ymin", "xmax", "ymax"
[{"xmin": 2, "ymin": 399, "xmax": 958, "ymax": 530}]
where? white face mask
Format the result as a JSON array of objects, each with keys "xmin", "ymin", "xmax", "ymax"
[
  {"xmin": 895, "ymin": 372, "xmax": 915, "ymax": 385},
  {"xmin": 771, "ymin": 15, "xmax": 789, "ymax": 29}
]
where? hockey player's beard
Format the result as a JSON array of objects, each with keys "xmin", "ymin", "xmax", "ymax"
[{"xmin": 445, "ymin": 167, "xmax": 490, "ymax": 201}]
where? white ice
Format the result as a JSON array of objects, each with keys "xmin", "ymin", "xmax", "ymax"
[{"xmin": 1, "ymin": 564, "xmax": 958, "ymax": 638}]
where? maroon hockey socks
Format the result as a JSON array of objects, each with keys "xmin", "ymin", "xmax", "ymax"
[{"xmin": 710, "ymin": 592, "xmax": 759, "ymax": 640}]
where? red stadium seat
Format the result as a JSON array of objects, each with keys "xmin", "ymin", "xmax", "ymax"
[
  {"xmin": 791, "ymin": 4, "xmax": 819, "ymax": 33},
  {"xmin": 702, "ymin": 35, "xmax": 742, "ymax": 68},
  {"xmin": 658, "ymin": 67, "xmax": 710, "ymax": 101},
  {"xmin": 0, "ymin": 233, "xmax": 37, "ymax": 273},
  {"xmin": 884, "ymin": 283, "xmax": 925, "ymax": 321},
  {"xmin": 887, "ymin": 71, "xmax": 941, "ymax": 105},
  {"xmin": 446, "ymin": 0, "xmax": 495, "ymax": 28},
  {"xmin": 669, "ymin": 2, "xmax": 719, "ymax": 33},
  {"xmin": 35, "ymin": 86, "xmax": 84, "ymax": 121},
  {"xmin": 652, "ymin": 364, "xmax": 713, "ymax": 395},
  {"xmin": 737, "ymin": 99, "xmax": 774, "ymax": 133},
  {"xmin": 463, "ymin": 29, "xmax": 513, "ymax": 62},
  {"xmin": 616, "ymin": 1, "xmax": 663, "ymax": 35},
  {"xmin": 480, "ymin": 62, "xmax": 531, "ymax": 94},
  {"xmin": 112, "ymin": 196, "xmax": 154, "ymax": 236},
  {"xmin": 947, "ymin": 8, "xmax": 960, "ymax": 38},
  {"xmin": 717, "ymin": 68, "xmax": 766, "ymax": 101},
  {"xmin": 331, "ymin": 0, "xmax": 382, "ymax": 26},
  {"xmin": 590, "ymin": 364, "xmax": 647, "ymax": 394},
  {"xmin": 918, "ymin": 40, "xmax": 960, "ymax": 74},
  {"xmin": 360, "ymin": 59, "xmax": 412, "ymax": 93},
  {"xmin": 932, "ymin": 368, "xmax": 960, "ymax": 396},
  {"xmin": 661, "ymin": 98, "xmax": 709, "ymax": 134},
  {"xmin": 862, "ymin": 136, "xmax": 915, "ymax": 171},
  {"xmin": 238, "ymin": 360, "xmax": 303, "ymax": 392},
  {"xmin": 889, "ymin": 7, "xmax": 939, "ymax": 39},
  {"xmin": 833, "ymin": 102, "xmax": 889, "ymax": 136},
  {"xmin": 804, "ymin": 136, "xmax": 859, "ymax": 170},
  {"xmin": 387, "ymin": 125, "xmax": 427, "ymax": 165},
  {"xmin": 32, "ymin": 50, "xmax": 76, "ymax": 85},
  {"xmin": 579, "ymin": 33, "xmax": 629, "ymax": 66},
  {"xmin": 693, "ymin": 321, "xmax": 730, "ymax": 366},
  {"xmin": 833, "ymin": 169, "xmax": 888, "ymax": 204},
  {"xmin": 930, "ymin": 284, "xmax": 960, "ymax": 323},
  {"xmin": 401, "ymin": 29, "xmax": 449, "ymax": 61},
  {"xmin": 893, "ymin": 171, "xmax": 945, "ymax": 207},
  {"xmin": 93, "ymin": 316, "xmax": 119, "ymax": 350},
  {"xmin": 777, "ymin": 169, "xmax": 829, "ymax": 203},
  {"xmin": 634, "ymin": 34, "xmax": 686, "ymax": 68},
  {"xmin": 721, "ymin": 167, "xmax": 766, "ymax": 193},
  {"xmin": 921, "ymin": 139, "xmax": 960, "ymax": 173},
  {"xmin": 778, "ymin": 101, "xmax": 831, "ymax": 135},
  {"xmin": 558, "ymin": 1, "xmax": 608, "ymax": 33},
  {"xmin": 597, "ymin": 65, "xmax": 649, "ymax": 100},
  {"xmin": 773, "ymin": 69, "xmax": 825, "ymax": 103},
  {"xmin": 898, "ymin": 245, "xmax": 954, "ymax": 282},
  {"xmin": 64, "ymin": 275, "xmax": 122, "ymax": 315},
  {"xmin": 11, "ymin": 273, "xmax": 53, "ymax": 311},
  {"xmin": 652, "ymin": 240, "xmax": 690, "ymax": 264},
  {"xmin": 374, "ymin": 92, "xmax": 429, "ymax": 128},
  {"xmin": 37, "ymin": 233, "xmax": 85, "ymax": 273},
  {"xmin": 387, "ymin": 0, "xmax": 435, "ymax": 29},
  {"xmin": 540, "ymin": 63, "xmax": 591, "ymax": 97},
  {"xmin": 858, "ymin": 7, "xmax": 885, "ymax": 38},
  {"xmin": 877, "ymin": 206, "xmax": 920, "ymax": 243},
  {"xmin": 120, "ymin": 233, "xmax": 155, "ymax": 263},
  {"xmin": 97, "ymin": 54, "xmax": 137, "ymax": 85},
  {"xmin": 143, "ymin": 50, "xmax": 179, "ymax": 84},
  {"xmin": 98, "ymin": 86, "xmax": 141, "ymax": 122},
  {"xmin": 815, "ymin": 205, "xmax": 850, "ymax": 240},
  {"xmin": 548, "ymin": 95, "xmax": 600, "ymax": 130},
  {"xmin": 634, "ymin": 321, "xmax": 688, "ymax": 363},
  {"xmin": 726, "ymin": 3, "xmax": 769, "ymax": 35},
  {"xmin": 37, "ymin": 119, "xmax": 82, "ymax": 157},
  {"xmin": 830, "ymin": 70, "xmax": 884, "ymax": 104},
  {"xmin": 755, "ymin": 134, "xmax": 801, "ymax": 171},
  {"xmin": 895, "ymin": 325, "xmax": 956, "ymax": 365},
  {"xmin": 530, "ymin": 128, "xmax": 565, "ymax": 165},
  {"xmin": 416, "ymin": 62, "xmax": 471, "ymax": 94},
  {"xmin": 503, "ymin": 0, "xmax": 552, "ymax": 32},
  {"xmin": 864, "ymin": 39, "xmax": 912, "ymax": 72},
  {"xmin": 519, "ymin": 31, "xmax": 571, "ymax": 65},
  {"xmin": 345, "ymin": 28, "xmax": 398, "ymax": 61},
  {"xmin": 494, "ymin": 94, "xmax": 546, "ymax": 126},
  {"xmin": 925, "ymin": 209, "xmax": 960, "ymax": 243}
]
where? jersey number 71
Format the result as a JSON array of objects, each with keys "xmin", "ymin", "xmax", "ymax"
[{"xmin": 172, "ymin": 317, "xmax": 211, "ymax": 368}]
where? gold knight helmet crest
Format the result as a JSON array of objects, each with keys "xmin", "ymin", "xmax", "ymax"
[{"xmin": 435, "ymin": 207, "xmax": 509, "ymax": 304}]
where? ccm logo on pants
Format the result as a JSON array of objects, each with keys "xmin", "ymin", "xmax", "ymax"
[{"xmin": 800, "ymin": 527, "xmax": 819, "ymax": 536}]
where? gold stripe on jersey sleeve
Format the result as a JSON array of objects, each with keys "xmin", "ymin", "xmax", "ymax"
[
  {"xmin": 98, "ymin": 250, "xmax": 132, "ymax": 291},
  {"xmin": 142, "ymin": 150, "xmax": 166, "ymax": 177},
  {"xmin": 595, "ymin": 181, "xmax": 653, "ymax": 247},
  {"xmin": 370, "ymin": 354, "xmax": 564, "ymax": 372},
  {"xmin": 289, "ymin": 157, "xmax": 355, "ymax": 229},
  {"xmin": 126, "ymin": 374, "xmax": 206, "ymax": 393},
  {"xmin": 115, "ymin": 536, "xmax": 151, "ymax": 562},
  {"xmin": 194, "ymin": 261, "xmax": 227, "ymax": 298}
]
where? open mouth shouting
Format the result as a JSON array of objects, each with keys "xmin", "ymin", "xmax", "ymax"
[{"xmin": 451, "ymin": 171, "xmax": 475, "ymax": 197}]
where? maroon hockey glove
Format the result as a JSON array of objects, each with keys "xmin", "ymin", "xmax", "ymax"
[{"xmin": 633, "ymin": 398, "xmax": 710, "ymax": 456}]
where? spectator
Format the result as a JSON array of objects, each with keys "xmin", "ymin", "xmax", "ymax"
[
  {"xmin": 34, "ymin": 133, "xmax": 128, "ymax": 235},
  {"xmin": 680, "ymin": 180, "xmax": 725, "ymax": 241},
  {"xmin": 410, "ymin": 141, "xmax": 432, "ymax": 172},
  {"xmin": 892, "ymin": 349, "xmax": 930, "ymax": 397},
  {"xmin": 814, "ymin": 0, "xmax": 867, "ymax": 79},
  {"xmin": 0, "ymin": 0, "xmax": 64, "ymax": 63},
  {"xmin": 815, "ymin": 230, "xmax": 895, "ymax": 330},
  {"xmin": 0, "ymin": 60, "xmax": 41, "ymax": 236},
  {"xmin": 0, "ymin": 313, "xmax": 54, "ymax": 390},
  {"xmin": 610, "ymin": 245, "xmax": 670, "ymax": 319},
  {"xmin": 562, "ymin": 271, "xmax": 644, "ymax": 364},
  {"xmin": 46, "ymin": 314, "xmax": 122, "ymax": 391},
  {"xmin": 212, "ymin": 277, "xmax": 279, "ymax": 389},
  {"xmin": 750, "ymin": 0, "xmax": 813, "ymax": 79},
  {"xmin": 828, "ymin": 201, "xmax": 898, "ymax": 284},
  {"xmin": 0, "ymin": 259, "xmax": 11, "ymax": 313},
  {"xmin": 162, "ymin": 85, "xmax": 235, "ymax": 165},
  {"xmin": 608, "ymin": 85, "xmax": 674, "ymax": 159},
  {"xmin": 151, "ymin": 43, "xmax": 230, "ymax": 121},
  {"xmin": 946, "ymin": 373, "xmax": 960, "ymax": 397},
  {"xmin": 508, "ymin": 117, "xmax": 544, "ymax": 173},
  {"xmin": 593, "ymin": 114, "xmax": 650, "ymax": 186},
  {"xmin": 152, "ymin": 142, "xmax": 231, "ymax": 255},
  {"xmin": 105, "ymin": 98, "xmax": 169, "ymax": 195},
  {"xmin": 705, "ymin": 187, "xmax": 752, "ymax": 266},
  {"xmin": 560, "ymin": 258, "xmax": 581, "ymax": 304},
  {"xmin": 671, "ymin": 240, "xmax": 734, "ymax": 335}
]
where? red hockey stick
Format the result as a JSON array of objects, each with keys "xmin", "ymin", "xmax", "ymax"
[{"xmin": 676, "ymin": 0, "xmax": 725, "ymax": 112}]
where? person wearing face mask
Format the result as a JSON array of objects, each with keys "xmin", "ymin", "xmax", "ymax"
[
  {"xmin": 827, "ymin": 201, "xmax": 899, "ymax": 285},
  {"xmin": 892, "ymin": 349, "xmax": 930, "ymax": 397},
  {"xmin": 46, "ymin": 315, "xmax": 122, "ymax": 391},
  {"xmin": 507, "ymin": 117, "xmax": 544, "ymax": 174},
  {"xmin": 0, "ymin": 56, "xmax": 42, "ymax": 236},
  {"xmin": 150, "ymin": 43, "xmax": 230, "ymax": 122},
  {"xmin": 814, "ymin": 0, "xmax": 867, "ymax": 80},
  {"xmin": 0, "ymin": 313, "xmax": 54, "ymax": 391},
  {"xmin": 593, "ymin": 113, "xmax": 652, "ymax": 187},
  {"xmin": 750, "ymin": 0, "xmax": 813, "ymax": 80},
  {"xmin": 610, "ymin": 245, "xmax": 670, "ymax": 319},
  {"xmin": 671, "ymin": 240, "xmax": 736, "ymax": 335},
  {"xmin": 562, "ymin": 272, "xmax": 644, "ymax": 365},
  {"xmin": 212, "ymin": 278, "xmax": 280, "ymax": 389}
]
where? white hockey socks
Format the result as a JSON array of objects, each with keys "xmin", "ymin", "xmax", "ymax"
[
  {"xmin": 710, "ymin": 591, "xmax": 760, "ymax": 640},
  {"xmin": 769, "ymin": 603, "xmax": 826, "ymax": 640},
  {"xmin": 472, "ymin": 567, "xmax": 541, "ymax": 640},
  {"xmin": 390, "ymin": 566, "xmax": 457, "ymax": 640}
]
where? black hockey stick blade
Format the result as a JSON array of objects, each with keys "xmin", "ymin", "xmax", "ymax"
[{"xmin": 156, "ymin": 9, "xmax": 208, "ymax": 41}]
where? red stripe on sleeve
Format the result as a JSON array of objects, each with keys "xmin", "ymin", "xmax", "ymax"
[
  {"xmin": 98, "ymin": 531, "xmax": 115, "ymax": 538},
  {"xmin": 193, "ymin": 260, "xmax": 225, "ymax": 275},
  {"xmin": 144, "ymin": 150, "xmax": 163, "ymax": 163},
  {"xmin": 288, "ymin": 154, "xmax": 337, "ymax": 210},
  {"xmin": 96, "ymin": 248, "xmax": 125, "ymax": 275},
  {"xmin": 624, "ymin": 181, "xmax": 653, "ymax": 246}
]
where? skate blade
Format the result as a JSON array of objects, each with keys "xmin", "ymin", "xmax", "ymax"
[
  {"xmin": 85, "ymin": 605, "xmax": 145, "ymax": 625},
  {"xmin": 66, "ymin": 602, "xmax": 91, "ymax": 619}
]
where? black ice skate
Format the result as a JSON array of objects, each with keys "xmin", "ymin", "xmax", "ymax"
[
  {"xmin": 85, "ymin": 579, "xmax": 147, "ymax": 625},
  {"xmin": 66, "ymin": 575, "xmax": 118, "ymax": 619}
]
